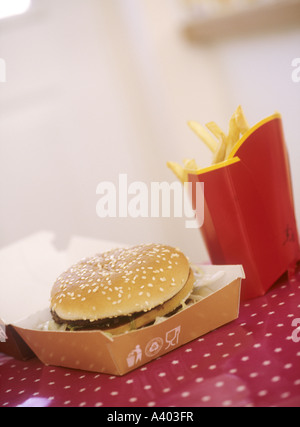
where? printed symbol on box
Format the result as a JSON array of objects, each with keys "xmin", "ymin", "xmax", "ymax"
[
  {"xmin": 145, "ymin": 337, "xmax": 164, "ymax": 358},
  {"xmin": 126, "ymin": 345, "xmax": 142, "ymax": 368},
  {"xmin": 0, "ymin": 319, "xmax": 7, "ymax": 343},
  {"xmin": 165, "ymin": 326, "xmax": 181, "ymax": 350},
  {"xmin": 283, "ymin": 225, "xmax": 296, "ymax": 246}
]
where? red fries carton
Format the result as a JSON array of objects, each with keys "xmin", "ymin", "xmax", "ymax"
[{"xmin": 188, "ymin": 113, "xmax": 300, "ymax": 300}]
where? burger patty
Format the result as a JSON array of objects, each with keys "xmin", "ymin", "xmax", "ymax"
[
  {"xmin": 51, "ymin": 309, "xmax": 146, "ymax": 331},
  {"xmin": 51, "ymin": 304, "xmax": 182, "ymax": 331}
]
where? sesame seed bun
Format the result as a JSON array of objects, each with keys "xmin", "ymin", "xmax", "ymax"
[{"xmin": 50, "ymin": 244, "xmax": 194, "ymax": 334}]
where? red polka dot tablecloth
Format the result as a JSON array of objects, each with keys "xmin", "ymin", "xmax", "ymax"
[{"xmin": 1, "ymin": 268, "xmax": 300, "ymax": 408}]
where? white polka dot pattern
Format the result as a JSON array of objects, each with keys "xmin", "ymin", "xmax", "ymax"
[{"xmin": 1, "ymin": 269, "xmax": 300, "ymax": 407}]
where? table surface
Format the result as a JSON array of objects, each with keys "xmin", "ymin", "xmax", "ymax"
[{"xmin": 1, "ymin": 268, "xmax": 300, "ymax": 408}]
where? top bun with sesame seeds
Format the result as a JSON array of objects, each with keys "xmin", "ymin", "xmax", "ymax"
[{"xmin": 50, "ymin": 243, "xmax": 195, "ymax": 335}]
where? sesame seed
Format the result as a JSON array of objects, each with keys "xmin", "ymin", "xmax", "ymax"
[{"xmin": 171, "ymin": 253, "xmax": 179, "ymax": 258}]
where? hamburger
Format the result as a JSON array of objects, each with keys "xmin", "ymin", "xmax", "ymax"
[{"xmin": 50, "ymin": 243, "xmax": 195, "ymax": 335}]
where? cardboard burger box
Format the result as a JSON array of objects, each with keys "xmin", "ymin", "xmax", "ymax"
[
  {"xmin": 0, "ymin": 232, "xmax": 244, "ymax": 375},
  {"xmin": 14, "ymin": 265, "xmax": 244, "ymax": 376}
]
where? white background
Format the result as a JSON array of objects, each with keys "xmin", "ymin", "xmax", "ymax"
[{"xmin": 0, "ymin": 0, "xmax": 299, "ymax": 262}]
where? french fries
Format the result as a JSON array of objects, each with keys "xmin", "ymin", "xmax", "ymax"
[
  {"xmin": 235, "ymin": 105, "xmax": 250, "ymax": 135},
  {"xmin": 187, "ymin": 121, "xmax": 218, "ymax": 153},
  {"xmin": 167, "ymin": 106, "xmax": 250, "ymax": 182},
  {"xmin": 166, "ymin": 161, "xmax": 186, "ymax": 184},
  {"xmin": 205, "ymin": 121, "xmax": 226, "ymax": 142},
  {"xmin": 183, "ymin": 158, "xmax": 198, "ymax": 170},
  {"xmin": 167, "ymin": 158, "xmax": 199, "ymax": 184},
  {"xmin": 225, "ymin": 113, "xmax": 241, "ymax": 159}
]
